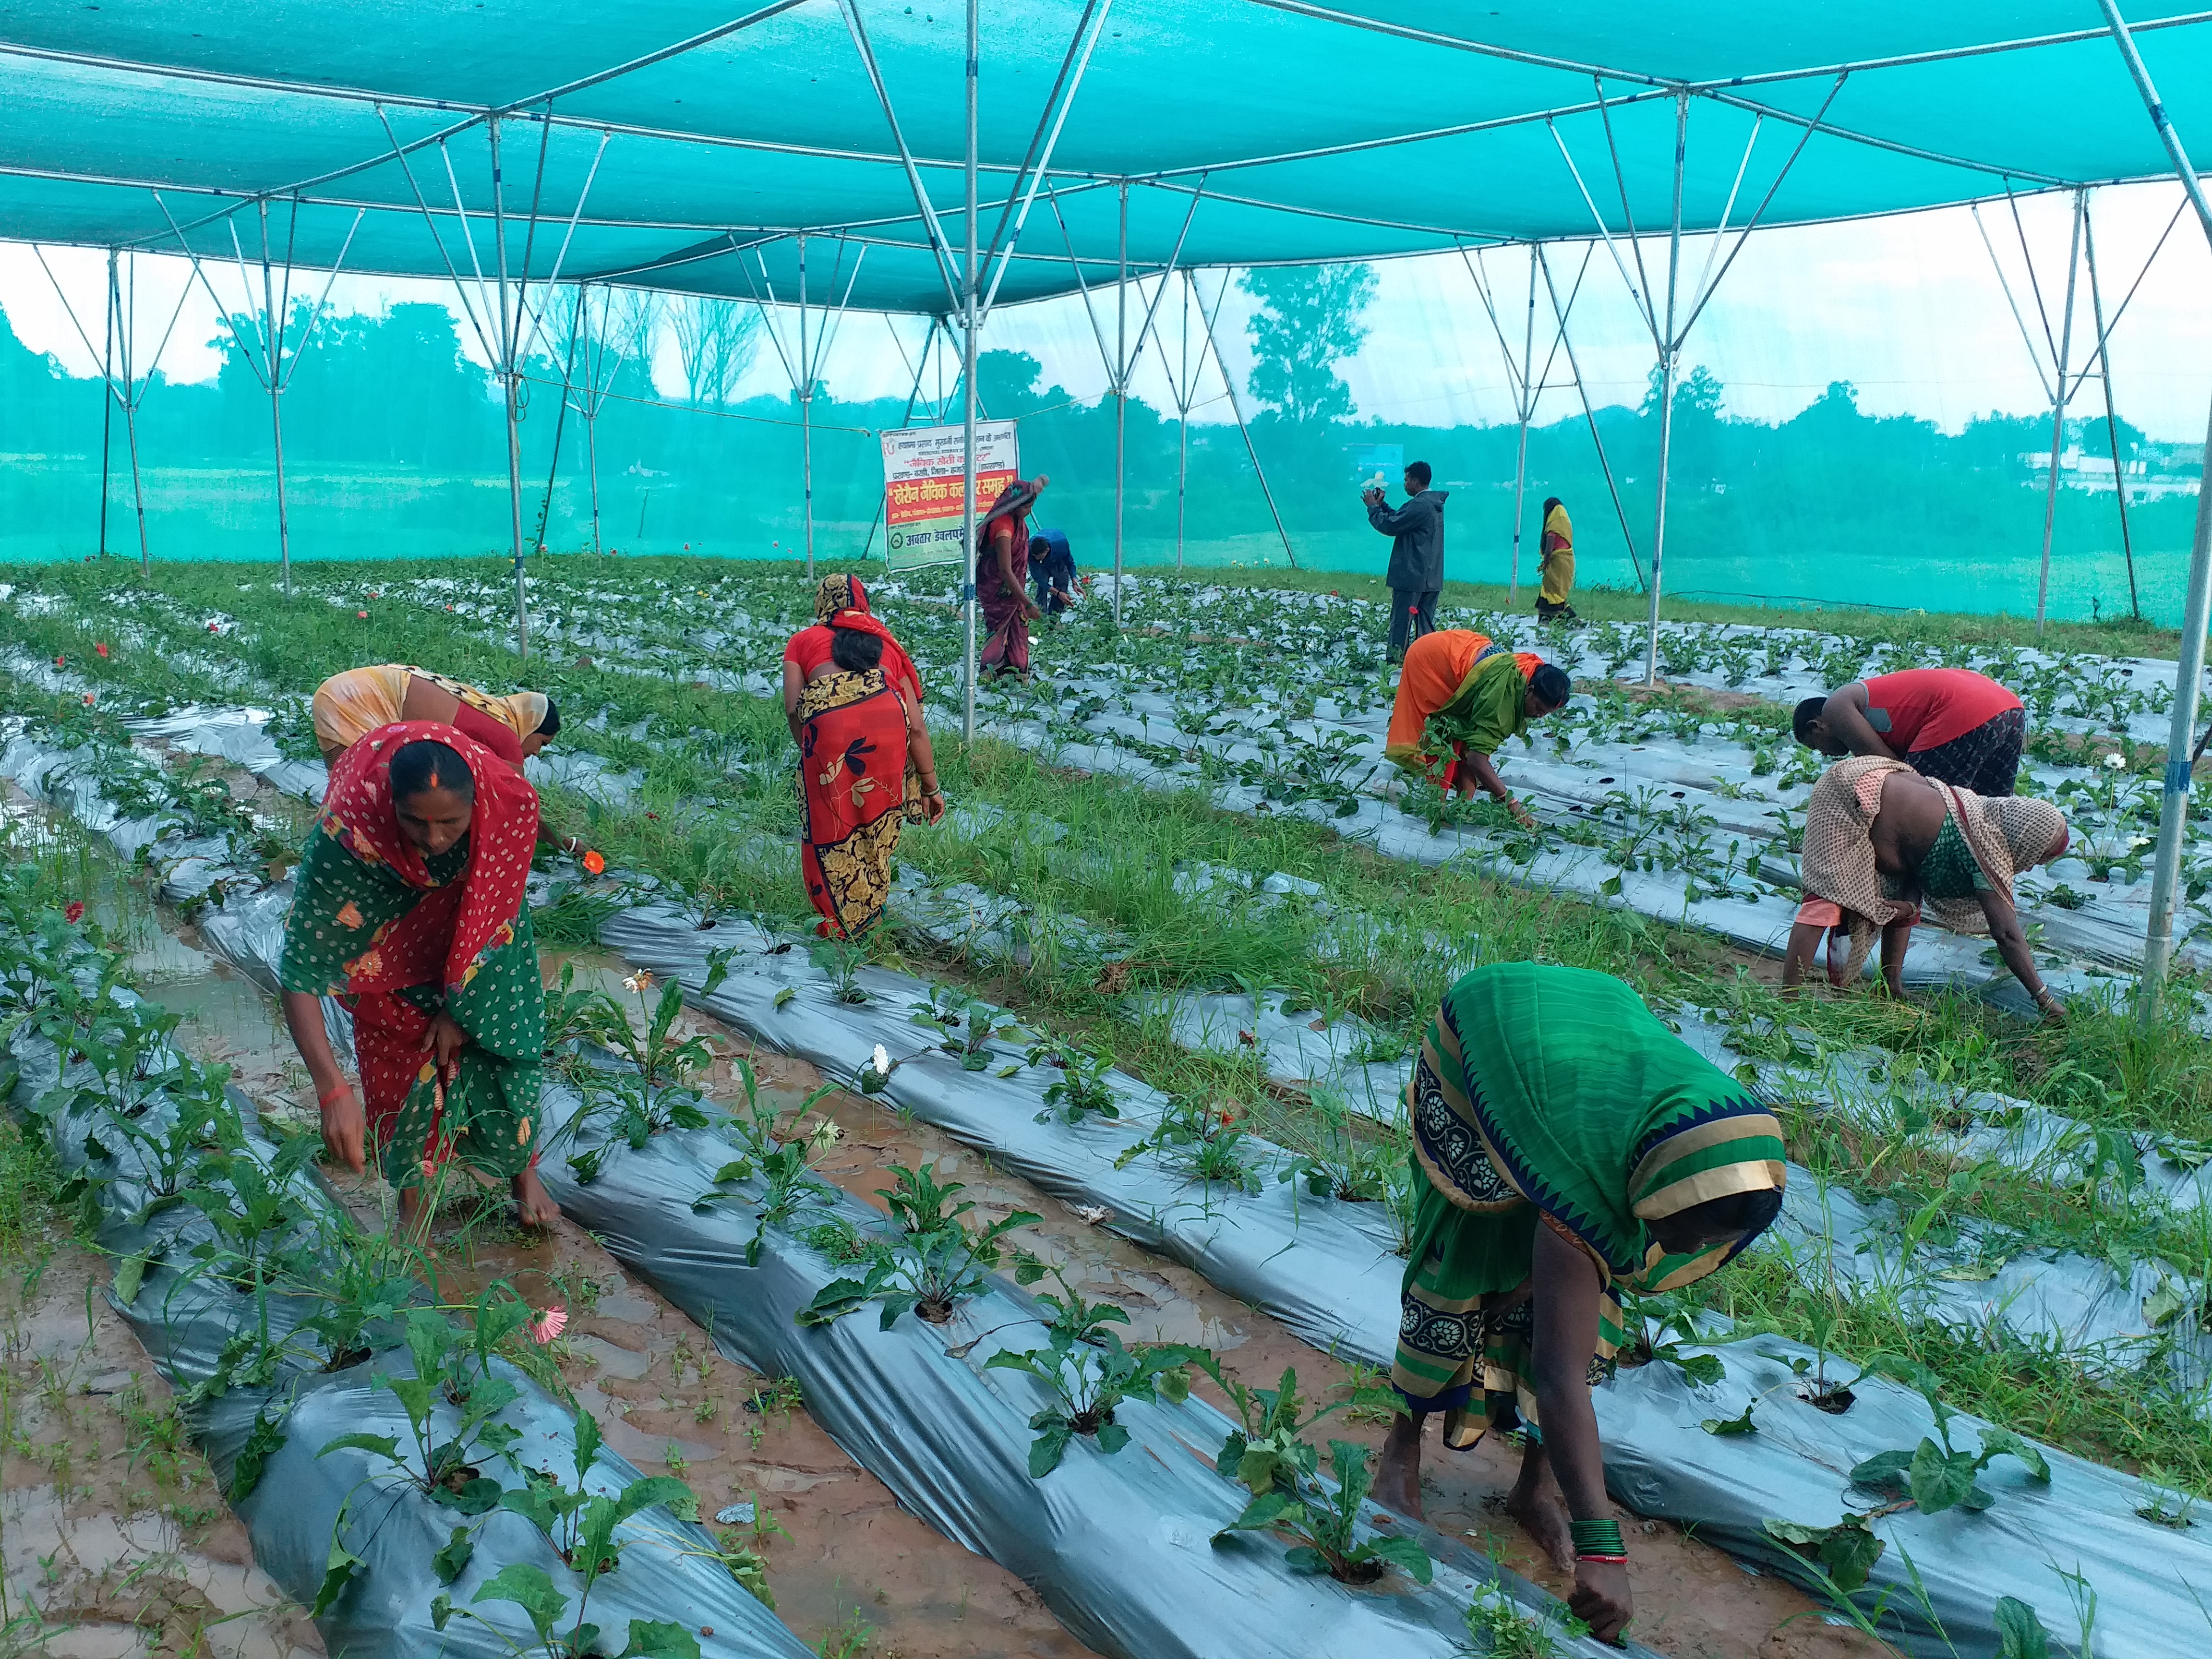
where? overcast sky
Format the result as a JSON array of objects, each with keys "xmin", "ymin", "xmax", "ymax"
[{"xmin": 3, "ymin": 180, "xmax": 2206, "ymax": 439}]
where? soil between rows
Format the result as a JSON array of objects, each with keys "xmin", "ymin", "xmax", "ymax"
[{"xmin": 3, "ymin": 772, "xmax": 1882, "ymax": 1659}]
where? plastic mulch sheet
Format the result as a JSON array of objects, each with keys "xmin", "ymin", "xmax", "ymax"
[
  {"xmin": 0, "ymin": 1015, "xmax": 809, "ymax": 1659},
  {"xmin": 26, "ymin": 705, "xmax": 2212, "ymax": 1655}
]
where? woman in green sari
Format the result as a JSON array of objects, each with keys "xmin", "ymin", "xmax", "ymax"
[
  {"xmin": 1383, "ymin": 631, "xmax": 1572, "ymax": 826},
  {"xmin": 277, "ymin": 721, "xmax": 555, "ymax": 1229},
  {"xmin": 1374, "ymin": 962, "xmax": 1787, "ymax": 1643}
]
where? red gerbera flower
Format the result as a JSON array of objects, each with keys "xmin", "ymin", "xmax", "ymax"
[
  {"xmin": 95, "ymin": 642, "xmax": 109, "ymax": 659},
  {"xmin": 64, "ymin": 901, "xmax": 85, "ymax": 924}
]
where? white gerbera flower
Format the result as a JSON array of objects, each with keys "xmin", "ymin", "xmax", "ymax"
[
  {"xmin": 871, "ymin": 1043, "xmax": 891, "ymax": 1077},
  {"xmin": 2104, "ymin": 753, "xmax": 2127, "ymax": 770}
]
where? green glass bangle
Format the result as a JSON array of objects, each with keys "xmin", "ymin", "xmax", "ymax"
[{"xmin": 1568, "ymin": 1518, "xmax": 1625, "ymax": 1557}]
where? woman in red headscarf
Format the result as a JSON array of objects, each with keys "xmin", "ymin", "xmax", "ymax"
[
  {"xmin": 785, "ymin": 572, "xmax": 931, "ymax": 812},
  {"xmin": 976, "ymin": 475, "xmax": 1049, "ymax": 681},
  {"xmin": 275, "ymin": 721, "xmax": 556, "ymax": 1228},
  {"xmin": 793, "ymin": 619, "xmax": 946, "ymax": 938}
]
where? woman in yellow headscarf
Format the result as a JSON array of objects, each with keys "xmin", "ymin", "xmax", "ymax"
[
  {"xmin": 1535, "ymin": 497, "xmax": 1576, "ymax": 622},
  {"xmin": 311, "ymin": 666, "xmax": 559, "ymax": 769}
]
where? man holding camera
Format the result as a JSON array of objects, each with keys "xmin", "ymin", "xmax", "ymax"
[{"xmin": 1364, "ymin": 460, "xmax": 1448, "ymax": 662}]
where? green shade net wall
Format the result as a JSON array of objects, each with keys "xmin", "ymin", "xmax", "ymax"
[{"xmin": 1, "ymin": 1, "xmax": 2209, "ymax": 621}]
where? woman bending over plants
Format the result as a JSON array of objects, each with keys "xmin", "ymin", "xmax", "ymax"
[
  {"xmin": 1382, "ymin": 631, "xmax": 1571, "ymax": 830},
  {"xmin": 276, "ymin": 724, "xmax": 558, "ymax": 1229},
  {"xmin": 1374, "ymin": 962, "xmax": 1787, "ymax": 1645},
  {"xmin": 1786, "ymin": 756, "xmax": 2070, "ymax": 1017}
]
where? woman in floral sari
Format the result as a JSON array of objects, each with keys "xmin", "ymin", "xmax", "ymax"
[
  {"xmin": 797, "ymin": 622, "xmax": 947, "ymax": 938},
  {"xmin": 276, "ymin": 721, "xmax": 555, "ymax": 1227},
  {"xmin": 976, "ymin": 475, "xmax": 1048, "ymax": 680},
  {"xmin": 311, "ymin": 663, "xmax": 560, "ymax": 767}
]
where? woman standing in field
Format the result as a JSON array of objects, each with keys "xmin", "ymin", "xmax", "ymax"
[
  {"xmin": 1383, "ymin": 629, "xmax": 1572, "ymax": 826},
  {"xmin": 792, "ymin": 614, "xmax": 946, "ymax": 938},
  {"xmin": 1535, "ymin": 497, "xmax": 1576, "ymax": 623},
  {"xmin": 276, "ymin": 723, "xmax": 555, "ymax": 1229},
  {"xmin": 310, "ymin": 663, "xmax": 559, "ymax": 767},
  {"xmin": 1787, "ymin": 755, "xmax": 2070, "ymax": 1014},
  {"xmin": 975, "ymin": 475, "xmax": 1048, "ymax": 681},
  {"xmin": 782, "ymin": 574, "xmax": 926, "ymax": 732},
  {"xmin": 1374, "ymin": 962, "xmax": 1787, "ymax": 1645}
]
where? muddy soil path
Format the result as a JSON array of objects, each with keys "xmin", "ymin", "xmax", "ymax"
[
  {"xmin": 165, "ymin": 944, "xmax": 1097, "ymax": 1659},
  {"xmin": 1, "ymin": 1247, "xmax": 325, "ymax": 1659}
]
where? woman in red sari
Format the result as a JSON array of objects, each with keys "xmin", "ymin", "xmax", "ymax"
[
  {"xmin": 794, "ymin": 621, "xmax": 946, "ymax": 938},
  {"xmin": 276, "ymin": 721, "xmax": 556, "ymax": 1229},
  {"xmin": 976, "ymin": 475, "xmax": 1048, "ymax": 680}
]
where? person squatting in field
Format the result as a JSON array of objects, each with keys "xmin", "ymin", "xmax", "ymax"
[
  {"xmin": 1793, "ymin": 665, "xmax": 2025, "ymax": 796},
  {"xmin": 277, "ymin": 724, "xmax": 558, "ymax": 1231},
  {"xmin": 311, "ymin": 662, "xmax": 561, "ymax": 768},
  {"xmin": 1384, "ymin": 629, "xmax": 1572, "ymax": 828},
  {"xmin": 1376, "ymin": 962, "xmax": 1787, "ymax": 1645},
  {"xmin": 1784, "ymin": 755, "xmax": 2070, "ymax": 1016}
]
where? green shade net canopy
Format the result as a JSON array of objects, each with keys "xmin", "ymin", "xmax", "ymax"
[{"xmin": 2, "ymin": 1, "xmax": 2210, "ymax": 311}]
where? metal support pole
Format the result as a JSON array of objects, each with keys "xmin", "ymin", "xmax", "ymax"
[
  {"xmin": 1536, "ymin": 245, "xmax": 1644, "ymax": 590},
  {"xmin": 585, "ymin": 289, "xmax": 605, "ymax": 554},
  {"xmin": 1507, "ymin": 245, "xmax": 1537, "ymax": 604},
  {"xmin": 1192, "ymin": 272, "xmax": 1297, "ymax": 568},
  {"xmin": 2081, "ymin": 203, "xmax": 2141, "ymax": 621},
  {"xmin": 1114, "ymin": 179, "xmax": 1129, "ymax": 625},
  {"xmin": 961, "ymin": 0, "xmax": 980, "ymax": 746},
  {"xmin": 258, "ymin": 200, "xmax": 293, "ymax": 597},
  {"xmin": 1644, "ymin": 91, "xmax": 1689, "ymax": 687},
  {"xmin": 489, "ymin": 116, "xmax": 530, "ymax": 659},
  {"xmin": 99, "ymin": 249, "xmax": 114, "ymax": 559},
  {"xmin": 2034, "ymin": 191, "xmax": 2086, "ymax": 636},
  {"xmin": 534, "ymin": 289, "xmax": 583, "ymax": 556},
  {"xmin": 1177, "ymin": 270, "xmax": 1190, "ymax": 572},
  {"xmin": 2099, "ymin": 0, "xmax": 2212, "ymax": 1021},
  {"xmin": 798, "ymin": 234, "xmax": 815, "ymax": 577},
  {"xmin": 116, "ymin": 254, "xmax": 149, "ymax": 576}
]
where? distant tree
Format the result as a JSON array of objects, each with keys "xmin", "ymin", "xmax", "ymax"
[
  {"xmin": 1641, "ymin": 361, "xmax": 1725, "ymax": 421},
  {"xmin": 667, "ymin": 296, "xmax": 760, "ymax": 408},
  {"xmin": 1238, "ymin": 264, "xmax": 1376, "ymax": 425},
  {"xmin": 973, "ymin": 349, "xmax": 1046, "ymax": 416},
  {"xmin": 606, "ymin": 290, "xmax": 662, "ymax": 395}
]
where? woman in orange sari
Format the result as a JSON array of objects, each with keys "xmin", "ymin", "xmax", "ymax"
[
  {"xmin": 796, "ymin": 620, "xmax": 947, "ymax": 938},
  {"xmin": 1384, "ymin": 630, "xmax": 1572, "ymax": 827}
]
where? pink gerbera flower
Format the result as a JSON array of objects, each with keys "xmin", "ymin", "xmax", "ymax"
[{"xmin": 528, "ymin": 1306, "xmax": 568, "ymax": 1345}]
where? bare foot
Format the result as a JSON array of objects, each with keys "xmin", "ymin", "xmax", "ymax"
[
  {"xmin": 396, "ymin": 1183, "xmax": 430, "ymax": 1235},
  {"xmin": 1372, "ymin": 1414, "xmax": 1427, "ymax": 1523},
  {"xmin": 1506, "ymin": 1470, "xmax": 1575, "ymax": 1573},
  {"xmin": 512, "ymin": 1166, "xmax": 560, "ymax": 1228}
]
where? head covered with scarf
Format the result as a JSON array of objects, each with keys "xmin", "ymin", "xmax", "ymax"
[
  {"xmin": 278, "ymin": 720, "xmax": 545, "ymax": 1186},
  {"xmin": 1410, "ymin": 963, "xmax": 1787, "ymax": 1296},
  {"xmin": 809, "ymin": 573, "xmax": 921, "ymax": 702}
]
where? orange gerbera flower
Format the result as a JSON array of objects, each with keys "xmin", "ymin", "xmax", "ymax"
[{"xmin": 581, "ymin": 849, "xmax": 606, "ymax": 876}]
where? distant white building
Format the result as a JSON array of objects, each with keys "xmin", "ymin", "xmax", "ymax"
[{"xmin": 2019, "ymin": 445, "xmax": 2198, "ymax": 498}]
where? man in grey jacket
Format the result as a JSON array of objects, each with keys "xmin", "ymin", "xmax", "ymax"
[{"xmin": 1363, "ymin": 460, "xmax": 1447, "ymax": 661}]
